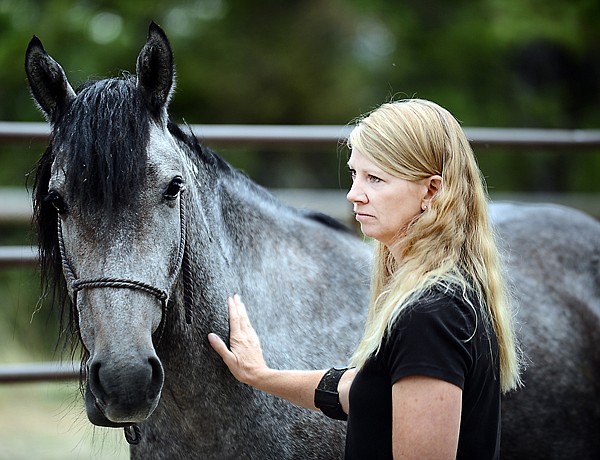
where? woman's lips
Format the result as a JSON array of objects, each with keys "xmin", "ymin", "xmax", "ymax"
[{"xmin": 354, "ymin": 212, "xmax": 375, "ymax": 222}]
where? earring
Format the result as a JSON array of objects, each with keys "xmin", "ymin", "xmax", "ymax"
[{"xmin": 421, "ymin": 203, "xmax": 428, "ymax": 211}]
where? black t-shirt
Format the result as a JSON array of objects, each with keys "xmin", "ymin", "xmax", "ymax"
[{"xmin": 345, "ymin": 287, "xmax": 500, "ymax": 459}]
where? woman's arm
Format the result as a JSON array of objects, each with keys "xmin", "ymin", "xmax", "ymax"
[
  {"xmin": 209, "ymin": 295, "xmax": 352, "ymax": 412},
  {"xmin": 391, "ymin": 375, "xmax": 462, "ymax": 459},
  {"xmin": 338, "ymin": 367, "xmax": 356, "ymax": 415}
]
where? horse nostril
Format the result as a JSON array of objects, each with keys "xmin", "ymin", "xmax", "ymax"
[
  {"xmin": 148, "ymin": 356, "xmax": 164, "ymax": 399},
  {"xmin": 88, "ymin": 360, "xmax": 105, "ymax": 405}
]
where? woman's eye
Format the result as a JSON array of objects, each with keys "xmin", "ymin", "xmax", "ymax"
[
  {"xmin": 163, "ymin": 176, "xmax": 185, "ymax": 201},
  {"xmin": 368, "ymin": 175, "xmax": 382, "ymax": 183},
  {"xmin": 44, "ymin": 191, "xmax": 67, "ymax": 215},
  {"xmin": 348, "ymin": 169, "xmax": 356, "ymax": 180}
]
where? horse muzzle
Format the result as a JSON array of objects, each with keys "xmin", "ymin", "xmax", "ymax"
[{"xmin": 84, "ymin": 353, "xmax": 164, "ymax": 426}]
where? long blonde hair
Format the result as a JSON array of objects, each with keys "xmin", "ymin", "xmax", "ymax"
[{"xmin": 348, "ymin": 99, "xmax": 522, "ymax": 393}]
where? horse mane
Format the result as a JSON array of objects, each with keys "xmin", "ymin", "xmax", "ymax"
[
  {"xmin": 167, "ymin": 121, "xmax": 233, "ymax": 176},
  {"xmin": 304, "ymin": 210, "xmax": 354, "ymax": 233},
  {"xmin": 32, "ymin": 142, "xmax": 80, "ymax": 361}
]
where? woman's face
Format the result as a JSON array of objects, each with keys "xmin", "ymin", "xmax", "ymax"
[{"xmin": 346, "ymin": 148, "xmax": 427, "ymax": 247}]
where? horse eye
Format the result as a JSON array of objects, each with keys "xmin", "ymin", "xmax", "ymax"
[
  {"xmin": 163, "ymin": 176, "xmax": 185, "ymax": 201},
  {"xmin": 44, "ymin": 190, "xmax": 68, "ymax": 215}
]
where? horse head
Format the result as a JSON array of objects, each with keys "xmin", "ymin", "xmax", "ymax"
[{"xmin": 25, "ymin": 23, "xmax": 189, "ymax": 428}]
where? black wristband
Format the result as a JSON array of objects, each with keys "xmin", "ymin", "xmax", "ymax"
[{"xmin": 314, "ymin": 367, "xmax": 349, "ymax": 421}]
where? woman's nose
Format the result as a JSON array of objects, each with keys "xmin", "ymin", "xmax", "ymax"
[{"xmin": 347, "ymin": 181, "xmax": 367, "ymax": 203}]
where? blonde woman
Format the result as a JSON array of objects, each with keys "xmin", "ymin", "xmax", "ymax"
[{"xmin": 209, "ymin": 99, "xmax": 521, "ymax": 459}]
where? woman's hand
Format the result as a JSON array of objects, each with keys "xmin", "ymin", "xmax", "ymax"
[
  {"xmin": 209, "ymin": 294, "xmax": 346, "ymax": 412},
  {"xmin": 208, "ymin": 294, "xmax": 270, "ymax": 386}
]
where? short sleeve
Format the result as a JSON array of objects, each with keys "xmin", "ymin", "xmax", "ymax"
[{"xmin": 383, "ymin": 293, "xmax": 476, "ymax": 390}]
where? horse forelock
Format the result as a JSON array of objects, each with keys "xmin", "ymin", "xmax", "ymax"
[{"xmin": 52, "ymin": 76, "xmax": 150, "ymax": 217}]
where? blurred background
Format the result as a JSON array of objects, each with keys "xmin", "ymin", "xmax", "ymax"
[{"xmin": 1, "ymin": 0, "xmax": 599, "ymax": 457}]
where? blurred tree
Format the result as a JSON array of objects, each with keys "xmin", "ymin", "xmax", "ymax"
[{"xmin": 1, "ymin": 0, "xmax": 598, "ymax": 128}]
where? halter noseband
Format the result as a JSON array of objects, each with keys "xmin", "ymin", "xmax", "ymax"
[{"xmin": 56, "ymin": 193, "xmax": 194, "ymax": 445}]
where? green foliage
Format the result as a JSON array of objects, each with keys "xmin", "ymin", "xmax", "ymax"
[
  {"xmin": 1, "ymin": 0, "xmax": 598, "ymax": 126},
  {"xmin": 0, "ymin": 267, "xmax": 61, "ymax": 361}
]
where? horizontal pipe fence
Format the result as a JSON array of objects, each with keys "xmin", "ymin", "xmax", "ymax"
[
  {"xmin": 1, "ymin": 122, "xmax": 600, "ymax": 383},
  {"xmin": 0, "ymin": 361, "xmax": 79, "ymax": 383},
  {"xmin": 2, "ymin": 121, "xmax": 600, "ymax": 148}
]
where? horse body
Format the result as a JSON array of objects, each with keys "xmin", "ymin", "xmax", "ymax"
[
  {"xmin": 25, "ymin": 23, "xmax": 600, "ymax": 459},
  {"xmin": 492, "ymin": 203, "xmax": 600, "ymax": 459}
]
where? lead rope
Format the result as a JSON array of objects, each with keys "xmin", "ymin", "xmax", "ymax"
[
  {"xmin": 56, "ymin": 193, "xmax": 190, "ymax": 445},
  {"xmin": 169, "ymin": 192, "xmax": 195, "ymax": 325}
]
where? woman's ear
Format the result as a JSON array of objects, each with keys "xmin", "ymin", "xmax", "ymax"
[{"xmin": 421, "ymin": 175, "xmax": 442, "ymax": 210}]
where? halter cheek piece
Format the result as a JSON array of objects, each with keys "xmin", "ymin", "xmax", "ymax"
[{"xmin": 56, "ymin": 192, "xmax": 194, "ymax": 445}]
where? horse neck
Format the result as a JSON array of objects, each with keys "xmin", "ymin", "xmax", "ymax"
[
  {"xmin": 157, "ymin": 162, "xmax": 281, "ymax": 402},
  {"xmin": 165, "ymin": 148, "xmax": 277, "ymax": 334},
  {"xmin": 187, "ymin": 147, "xmax": 286, "ymax": 251}
]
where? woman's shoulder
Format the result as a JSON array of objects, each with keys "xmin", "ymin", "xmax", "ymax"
[
  {"xmin": 382, "ymin": 282, "xmax": 487, "ymax": 387},
  {"xmin": 394, "ymin": 282, "xmax": 483, "ymax": 339},
  {"xmin": 416, "ymin": 282, "xmax": 480, "ymax": 314}
]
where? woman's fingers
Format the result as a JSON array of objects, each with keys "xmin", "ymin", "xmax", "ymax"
[
  {"xmin": 208, "ymin": 332, "xmax": 247, "ymax": 381},
  {"xmin": 227, "ymin": 295, "xmax": 241, "ymax": 335},
  {"xmin": 208, "ymin": 294, "xmax": 268, "ymax": 385},
  {"xmin": 233, "ymin": 294, "xmax": 252, "ymax": 331},
  {"xmin": 207, "ymin": 332, "xmax": 229, "ymax": 358}
]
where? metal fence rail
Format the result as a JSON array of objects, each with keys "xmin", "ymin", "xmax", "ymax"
[
  {"xmin": 0, "ymin": 245, "xmax": 37, "ymax": 267},
  {"xmin": 2, "ymin": 121, "xmax": 600, "ymax": 148},
  {"xmin": 0, "ymin": 361, "xmax": 79, "ymax": 383}
]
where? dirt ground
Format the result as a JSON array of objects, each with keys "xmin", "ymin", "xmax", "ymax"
[{"xmin": 0, "ymin": 382, "xmax": 129, "ymax": 460}]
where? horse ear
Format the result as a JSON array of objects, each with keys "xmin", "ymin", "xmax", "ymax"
[
  {"xmin": 136, "ymin": 22, "xmax": 175, "ymax": 118},
  {"xmin": 25, "ymin": 36, "xmax": 76, "ymax": 123}
]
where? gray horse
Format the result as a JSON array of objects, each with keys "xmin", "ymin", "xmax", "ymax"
[
  {"xmin": 492, "ymin": 202, "xmax": 600, "ymax": 459},
  {"xmin": 25, "ymin": 23, "xmax": 600, "ymax": 459}
]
